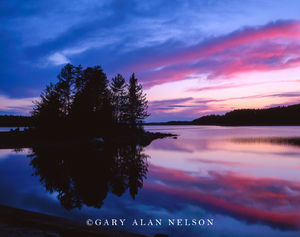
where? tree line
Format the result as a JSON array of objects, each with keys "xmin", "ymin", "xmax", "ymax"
[
  {"xmin": 192, "ymin": 104, "xmax": 300, "ymax": 125},
  {"xmin": 0, "ymin": 115, "xmax": 33, "ymax": 127},
  {"xmin": 32, "ymin": 64, "xmax": 149, "ymax": 136},
  {"xmin": 157, "ymin": 103, "xmax": 300, "ymax": 126}
]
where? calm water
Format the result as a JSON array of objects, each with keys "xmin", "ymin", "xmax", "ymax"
[
  {"xmin": 1, "ymin": 126, "xmax": 300, "ymax": 237},
  {"xmin": 0, "ymin": 127, "xmax": 25, "ymax": 131}
]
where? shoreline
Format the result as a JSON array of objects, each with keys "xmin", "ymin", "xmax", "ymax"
[
  {"xmin": 0, "ymin": 130, "xmax": 177, "ymax": 149},
  {"xmin": 0, "ymin": 204, "xmax": 149, "ymax": 237},
  {"xmin": 144, "ymin": 123, "xmax": 300, "ymax": 126}
]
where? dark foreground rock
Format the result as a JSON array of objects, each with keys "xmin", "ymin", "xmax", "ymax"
[{"xmin": 0, "ymin": 205, "xmax": 149, "ymax": 237}]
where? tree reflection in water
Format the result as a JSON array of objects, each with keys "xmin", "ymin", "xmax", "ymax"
[{"xmin": 28, "ymin": 142, "xmax": 149, "ymax": 210}]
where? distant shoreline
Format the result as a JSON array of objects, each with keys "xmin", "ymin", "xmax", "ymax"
[
  {"xmin": 145, "ymin": 103, "xmax": 300, "ymax": 126},
  {"xmin": 144, "ymin": 123, "xmax": 300, "ymax": 126},
  {"xmin": 1, "ymin": 103, "xmax": 300, "ymax": 127}
]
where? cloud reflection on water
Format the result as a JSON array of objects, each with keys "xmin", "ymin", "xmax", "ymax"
[{"xmin": 144, "ymin": 126, "xmax": 300, "ymax": 233}]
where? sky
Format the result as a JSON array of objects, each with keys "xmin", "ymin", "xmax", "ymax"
[{"xmin": 1, "ymin": 0, "xmax": 300, "ymax": 122}]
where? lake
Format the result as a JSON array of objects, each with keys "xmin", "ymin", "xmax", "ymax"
[
  {"xmin": 0, "ymin": 126, "xmax": 300, "ymax": 237},
  {"xmin": 0, "ymin": 127, "xmax": 25, "ymax": 132}
]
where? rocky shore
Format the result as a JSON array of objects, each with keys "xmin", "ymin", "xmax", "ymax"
[{"xmin": 0, "ymin": 205, "xmax": 150, "ymax": 237}]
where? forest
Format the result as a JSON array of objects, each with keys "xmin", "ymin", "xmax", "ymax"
[
  {"xmin": 31, "ymin": 64, "xmax": 149, "ymax": 137},
  {"xmin": 0, "ymin": 64, "xmax": 175, "ymax": 148},
  {"xmin": 157, "ymin": 103, "xmax": 300, "ymax": 126},
  {"xmin": 0, "ymin": 115, "xmax": 33, "ymax": 127},
  {"xmin": 192, "ymin": 104, "xmax": 300, "ymax": 126}
]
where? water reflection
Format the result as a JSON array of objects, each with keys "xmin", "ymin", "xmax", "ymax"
[
  {"xmin": 28, "ymin": 142, "xmax": 148, "ymax": 210},
  {"xmin": 146, "ymin": 163, "xmax": 300, "ymax": 230},
  {"xmin": 143, "ymin": 126, "xmax": 300, "ymax": 235},
  {"xmin": 232, "ymin": 137, "xmax": 300, "ymax": 147},
  {"xmin": 1, "ymin": 126, "xmax": 300, "ymax": 237}
]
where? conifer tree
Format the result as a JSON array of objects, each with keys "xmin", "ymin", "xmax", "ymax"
[
  {"xmin": 32, "ymin": 65, "xmax": 150, "ymax": 135},
  {"xmin": 56, "ymin": 63, "xmax": 76, "ymax": 115},
  {"xmin": 126, "ymin": 73, "xmax": 149, "ymax": 128},
  {"xmin": 32, "ymin": 83, "xmax": 65, "ymax": 131},
  {"xmin": 110, "ymin": 74, "xmax": 127, "ymax": 124},
  {"xmin": 71, "ymin": 66, "xmax": 113, "ymax": 133}
]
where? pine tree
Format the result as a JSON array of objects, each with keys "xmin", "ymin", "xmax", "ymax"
[
  {"xmin": 32, "ymin": 83, "xmax": 65, "ymax": 131},
  {"xmin": 110, "ymin": 74, "xmax": 127, "ymax": 124},
  {"xmin": 31, "ymin": 65, "xmax": 150, "ymax": 136},
  {"xmin": 126, "ymin": 73, "xmax": 149, "ymax": 128},
  {"xmin": 56, "ymin": 63, "xmax": 76, "ymax": 115},
  {"xmin": 71, "ymin": 66, "xmax": 113, "ymax": 134}
]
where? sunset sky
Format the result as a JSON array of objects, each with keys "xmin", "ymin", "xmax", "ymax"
[{"xmin": 1, "ymin": 0, "xmax": 300, "ymax": 121}]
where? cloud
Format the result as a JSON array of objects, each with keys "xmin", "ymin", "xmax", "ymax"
[
  {"xmin": 126, "ymin": 20, "xmax": 300, "ymax": 88},
  {"xmin": 47, "ymin": 52, "xmax": 70, "ymax": 66},
  {"xmin": 150, "ymin": 97, "xmax": 194, "ymax": 106},
  {"xmin": 149, "ymin": 97, "xmax": 195, "ymax": 113},
  {"xmin": 270, "ymin": 92, "xmax": 300, "ymax": 98},
  {"xmin": 2, "ymin": 0, "xmax": 300, "ymax": 120},
  {"xmin": 0, "ymin": 95, "xmax": 37, "ymax": 114},
  {"xmin": 188, "ymin": 79, "xmax": 300, "ymax": 93},
  {"xmin": 148, "ymin": 97, "xmax": 213, "ymax": 121}
]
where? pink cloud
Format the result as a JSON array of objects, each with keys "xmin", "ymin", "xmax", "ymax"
[
  {"xmin": 127, "ymin": 20, "xmax": 300, "ymax": 88},
  {"xmin": 0, "ymin": 94, "xmax": 37, "ymax": 115},
  {"xmin": 188, "ymin": 79, "xmax": 298, "ymax": 92}
]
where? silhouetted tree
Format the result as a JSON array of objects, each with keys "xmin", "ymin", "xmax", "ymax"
[
  {"xmin": 126, "ymin": 73, "xmax": 149, "ymax": 128},
  {"xmin": 110, "ymin": 74, "xmax": 127, "ymax": 124},
  {"xmin": 56, "ymin": 63, "xmax": 76, "ymax": 115},
  {"xmin": 32, "ymin": 83, "xmax": 65, "ymax": 131},
  {"xmin": 71, "ymin": 66, "xmax": 113, "ymax": 134},
  {"xmin": 31, "ymin": 65, "xmax": 150, "ymax": 136}
]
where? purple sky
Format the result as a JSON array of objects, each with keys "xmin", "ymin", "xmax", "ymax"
[{"xmin": 1, "ymin": 0, "xmax": 300, "ymax": 121}]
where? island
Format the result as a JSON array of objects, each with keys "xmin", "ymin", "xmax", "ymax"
[{"xmin": 0, "ymin": 64, "xmax": 176, "ymax": 148}]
